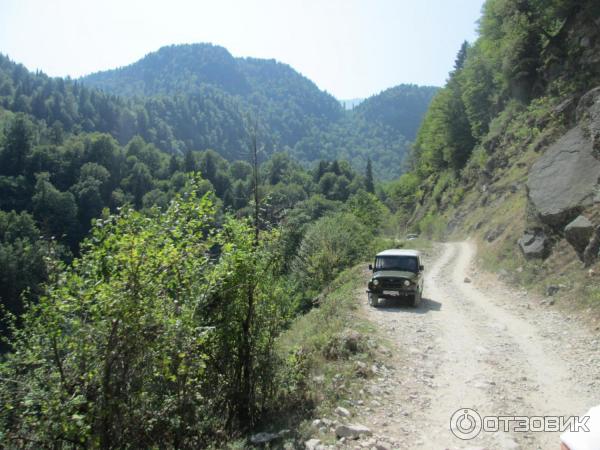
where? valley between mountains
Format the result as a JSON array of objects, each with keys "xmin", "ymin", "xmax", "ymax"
[{"xmin": 306, "ymin": 241, "xmax": 600, "ymax": 450}]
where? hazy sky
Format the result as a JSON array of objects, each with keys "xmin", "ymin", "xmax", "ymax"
[{"xmin": 0, "ymin": 0, "xmax": 485, "ymax": 99}]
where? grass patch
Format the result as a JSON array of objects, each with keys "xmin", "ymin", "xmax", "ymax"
[{"xmin": 276, "ymin": 264, "xmax": 377, "ymax": 408}]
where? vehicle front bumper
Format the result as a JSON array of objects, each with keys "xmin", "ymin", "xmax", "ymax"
[{"xmin": 366, "ymin": 289, "xmax": 417, "ymax": 298}]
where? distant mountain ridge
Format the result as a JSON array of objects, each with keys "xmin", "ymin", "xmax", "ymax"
[
  {"xmin": 0, "ymin": 44, "xmax": 436, "ymax": 179},
  {"xmin": 81, "ymin": 43, "xmax": 437, "ymax": 178}
]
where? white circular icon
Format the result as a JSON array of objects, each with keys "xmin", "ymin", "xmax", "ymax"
[{"xmin": 450, "ymin": 408, "xmax": 482, "ymax": 440}]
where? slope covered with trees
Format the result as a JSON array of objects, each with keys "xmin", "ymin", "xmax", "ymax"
[
  {"xmin": 80, "ymin": 44, "xmax": 436, "ymax": 178},
  {"xmin": 0, "ymin": 46, "xmax": 436, "ymax": 180},
  {"xmin": 0, "ymin": 114, "xmax": 396, "ymax": 447},
  {"xmin": 385, "ymin": 0, "xmax": 600, "ymax": 226},
  {"xmin": 0, "ymin": 103, "xmax": 394, "ymax": 342},
  {"xmin": 293, "ymin": 84, "xmax": 437, "ymax": 179}
]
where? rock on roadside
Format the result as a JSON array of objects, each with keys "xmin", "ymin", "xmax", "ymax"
[
  {"xmin": 305, "ymin": 438, "xmax": 322, "ymax": 450},
  {"xmin": 565, "ymin": 215, "xmax": 594, "ymax": 256},
  {"xmin": 334, "ymin": 406, "xmax": 351, "ymax": 418},
  {"xmin": 335, "ymin": 424, "xmax": 372, "ymax": 439},
  {"xmin": 518, "ymin": 229, "xmax": 549, "ymax": 259}
]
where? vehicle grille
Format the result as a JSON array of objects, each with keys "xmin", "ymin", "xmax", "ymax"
[{"xmin": 379, "ymin": 278, "xmax": 408, "ymax": 289}]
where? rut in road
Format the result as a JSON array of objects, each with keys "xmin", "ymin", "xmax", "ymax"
[{"xmin": 356, "ymin": 241, "xmax": 599, "ymax": 450}]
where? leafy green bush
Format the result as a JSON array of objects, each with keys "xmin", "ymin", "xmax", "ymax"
[
  {"xmin": 0, "ymin": 179, "xmax": 296, "ymax": 448},
  {"xmin": 292, "ymin": 212, "xmax": 372, "ymax": 296},
  {"xmin": 345, "ymin": 189, "xmax": 390, "ymax": 229}
]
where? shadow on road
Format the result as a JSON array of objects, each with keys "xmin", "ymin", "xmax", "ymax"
[{"xmin": 375, "ymin": 297, "xmax": 442, "ymax": 314}]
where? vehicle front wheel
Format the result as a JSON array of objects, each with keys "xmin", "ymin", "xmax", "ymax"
[
  {"xmin": 410, "ymin": 292, "xmax": 421, "ymax": 308},
  {"xmin": 368, "ymin": 292, "xmax": 379, "ymax": 307}
]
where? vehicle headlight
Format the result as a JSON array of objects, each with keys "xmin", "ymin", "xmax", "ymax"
[
  {"xmin": 373, "ymin": 279, "xmax": 379, "ymax": 286},
  {"xmin": 403, "ymin": 280, "xmax": 410, "ymax": 286}
]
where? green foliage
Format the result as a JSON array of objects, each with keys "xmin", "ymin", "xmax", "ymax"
[
  {"xmin": 292, "ymin": 212, "xmax": 373, "ymax": 296},
  {"xmin": 32, "ymin": 172, "xmax": 79, "ymax": 247},
  {"xmin": 346, "ymin": 190, "xmax": 389, "ymax": 229},
  {"xmin": 0, "ymin": 179, "xmax": 297, "ymax": 448},
  {"xmin": 293, "ymin": 85, "xmax": 438, "ymax": 180},
  {"xmin": 0, "ymin": 103, "xmax": 385, "ymax": 336},
  {"xmin": 364, "ymin": 158, "xmax": 374, "ymax": 193},
  {"xmin": 417, "ymin": 213, "xmax": 447, "ymax": 239},
  {"xmin": 0, "ymin": 47, "xmax": 437, "ymax": 185},
  {"xmin": 0, "ymin": 210, "xmax": 50, "ymax": 340},
  {"xmin": 383, "ymin": 172, "xmax": 421, "ymax": 213},
  {"xmin": 0, "ymin": 113, "xmax": 34, "ymax": 176}
]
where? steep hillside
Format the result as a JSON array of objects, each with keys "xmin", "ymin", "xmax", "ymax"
[
  {"xmin": 293, "ymin": 85, "xmax": 437, "ymax": 179},
  {"xmin": 353, "ymin": 84, "xmax": 437, "ymax": 141},
  {"xmin": 390, "ymin": 0, "xmax": 600, "ymax": 309},
  {"xmin": 0, "ymin": 53, "xmax": 253, "ymax": 160},
  {"xmin": 82, "ymin": 44, "xmax": 343, "ymax": 147}
]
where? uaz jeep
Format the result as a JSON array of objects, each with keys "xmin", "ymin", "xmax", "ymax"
[{"xmin": 367, "ymin": 249, "xmax": 424, "ymax": 307}]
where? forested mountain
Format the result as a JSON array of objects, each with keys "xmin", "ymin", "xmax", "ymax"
[
  {"xmin": 0, "ymin": 41, "xmax": 435, "ymax": 447},
  {"xmin": 354, "ymin": 85, "xmax": 437, "ymax": 141},
  {"xmin": 290, "ymin": 84, "xmax": 438, "ymax": 178},
  {"xmin": 0, "ymin": 42, "xmax": 438, "ymax": 341},
  {"xmin": 80, "ymin": 44, "xmax": 436, "ymax": 178},
  {"xmin": 0, "ymin": 78, "xmax": 395, "ymax": 447},
  {"xmin": 83, "ymin": 44, "xmax": 344, "ymax": 147},
  {"xmin": 0, "ymin": 45, "xmax": 436, "ymax": 180}
]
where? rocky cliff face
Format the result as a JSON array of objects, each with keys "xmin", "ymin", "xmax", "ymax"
[{"xmin": 523, "ymin": 87, "xmax": 600, "ymax": 263}]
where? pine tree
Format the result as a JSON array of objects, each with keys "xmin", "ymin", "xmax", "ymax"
[
  {"xmin": 184, "ymin": 149, "xmax": 196, "ymax": 173},
  {"xmin": 365, "ymin": 158, "xmax": 375, "ymax": 193}
]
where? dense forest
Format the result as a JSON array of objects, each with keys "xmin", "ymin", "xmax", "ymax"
[
  {"xmin": 0, "ymin": 104, "xmax": 396, "ymax": 328},
  {"xmin": 81, "ymin": 44, "xmax": 437, "ymax": 179},
  {"xmin": 0, "ymin": 103, "xmax": 400, "ymax": 447},
  {"xmin": 0, "ymin": 47, "xmax": 436, "ymax": 180},
  {"xmin": 81, "ymin": 45, "xmax": 436, "ymax": 179}
]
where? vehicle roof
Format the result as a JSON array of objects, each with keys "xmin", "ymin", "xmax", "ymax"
[{"xmin": 376, "ymin": 249, "xmax": 420, "ymax": 257}]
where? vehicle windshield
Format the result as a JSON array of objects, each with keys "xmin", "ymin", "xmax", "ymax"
[{"xmin": 375, "ymin": 255, "xmax": 418, "ymax": 272}]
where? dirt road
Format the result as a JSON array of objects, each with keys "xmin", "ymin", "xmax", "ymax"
[{"xmin": 354, "ymin": 241, "xmax": 600, "ymax": 450}]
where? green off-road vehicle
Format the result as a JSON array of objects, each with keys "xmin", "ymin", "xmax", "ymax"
[{"xmin": 367, "ymin": 249, "xmax": 424, "ymax": 308}]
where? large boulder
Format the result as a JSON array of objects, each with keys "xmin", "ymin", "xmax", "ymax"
[
  {"xmin": 518, "ymin": 229, "xmax": 549, "ymax": 259},
  {"xmin": 565, "ymin": 215, "xmax": 594, "ymax": 256},
  {"xmin": 527, "ymin": 126, "xmax": 600, "ymax": 228}
]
